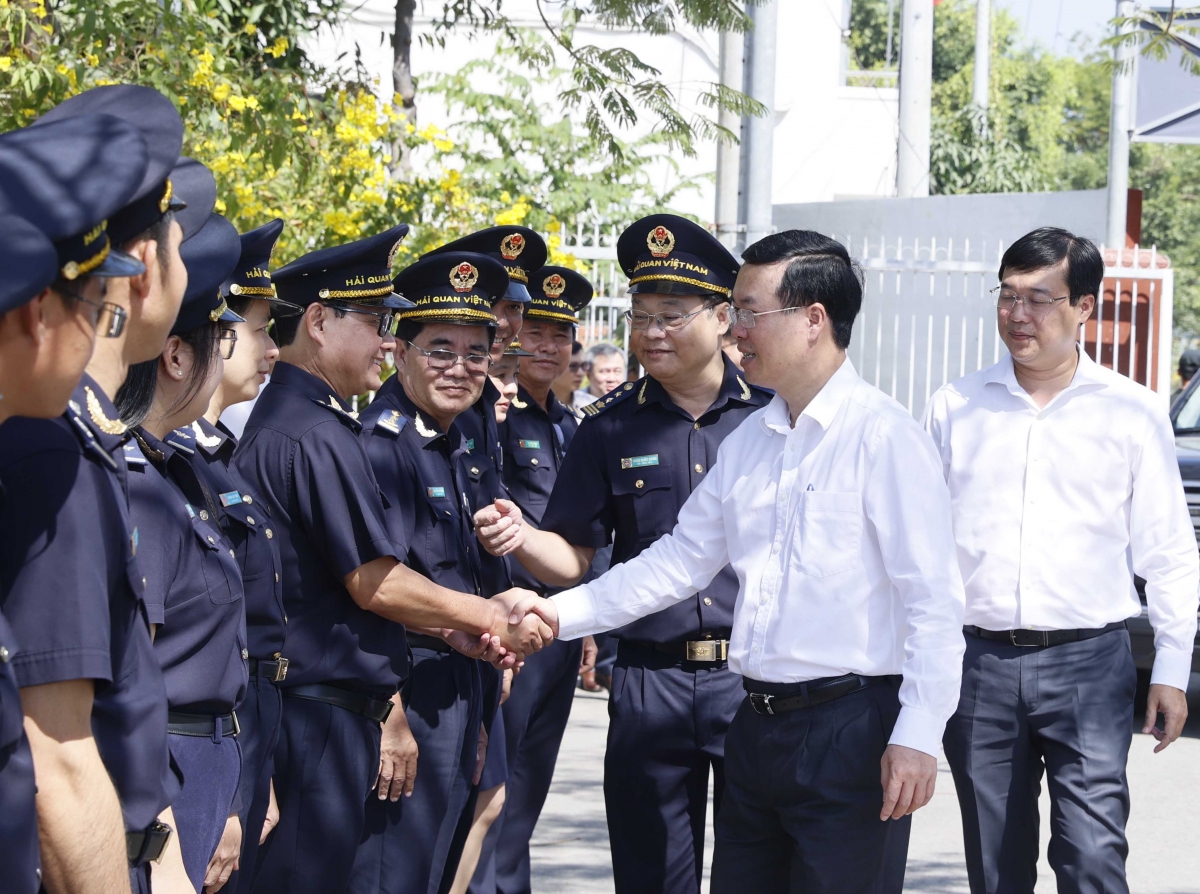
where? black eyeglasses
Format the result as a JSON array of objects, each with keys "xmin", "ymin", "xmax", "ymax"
[
  {"xmin": 329, "ymin": 302, "xmax": 396, "ymax": 337},
  {"xmin": 59, "ymin": 284, "xmax": 128, "ymax": 339},
  {"xmin": 218, "ymin": 330, "xmax": 238, "ymax": 360},
  {"xmin": 407, "ymin": 341, "xmax": 491, "ymax": 375}
]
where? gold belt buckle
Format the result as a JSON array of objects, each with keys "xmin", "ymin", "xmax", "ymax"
[
  {"xmin": 275, "ymin": 657, "xmax": 289, "ymax": 682},
  {"xmin": 685, "ymin": 640, "xmax": 727, "ymax": 662}
]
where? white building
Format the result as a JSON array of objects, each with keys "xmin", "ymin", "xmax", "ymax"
[{"xmin": 306, "ymin": 0, "xmax": 900, "ymax": 223}]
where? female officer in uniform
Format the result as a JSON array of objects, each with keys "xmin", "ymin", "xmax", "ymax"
[{"xmin": 117, "ymin": 211, "xmax": 250, "ymax": 890}]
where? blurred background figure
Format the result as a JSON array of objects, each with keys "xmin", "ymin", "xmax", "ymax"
[
  {"xmin": 583, "ymin": 343, "xmax": 626, "ymax": 402},
  {"xmin": 1174, "ymin": 348, "xmax": 1200, "ymax": 402},
  {"xmin": 552, "ymin": 341, "xmax": 589, "ymax": 410}
]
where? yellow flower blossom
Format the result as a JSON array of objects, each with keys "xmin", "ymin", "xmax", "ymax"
[
  {"xmin": 211, "ymin": 83, "xmax": 232, "ymax": 102},
  {"xmin": 266, "ymin": 37, "xmax": 288, "ymax": 59},
  {"xmin": 0, "ymin": 58, "xmax": 11, "ymax": 72},
  {"xmin": 243, "ymin": 23, "xmax": 257, "ymax": 35}
]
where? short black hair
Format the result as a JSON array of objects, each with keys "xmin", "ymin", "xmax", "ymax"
[
  {"xmin": 998, "ymin": 227, "xmax": 1103, "ymax": 307},
  {"xmin": 120, "ymin": 211, "xmax": 175, "ymax": 271},
  {"xmin": 741, "ymin": 230, "xmax": 862, "ymax": 350},
  {"xmin": 396, "ymin": 319, "xmax": 425, "ymax": 346},
  {"xmin": 115, "ymin": 321, "xmax": 221, "ymax": 426},
  {"xmin": 572, "ymin": 340, "xmax": 584, "ymax": 354},
  {"xmin": 273, "ymin": 303, "xmax": 348, "ymax": 347}
]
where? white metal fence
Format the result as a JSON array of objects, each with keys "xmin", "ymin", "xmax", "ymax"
[{"xmin": 553, "ymin": 226, "xmax": 1176, "ymax": 419}]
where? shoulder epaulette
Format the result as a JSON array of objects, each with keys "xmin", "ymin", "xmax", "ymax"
[
  {"xmin": 311, "ymin": 396, "xmax": 363, "ymax": 432},
  {"xmin": 581, "ymin": 378, "xmax": 643, "ymax": 417},
  {"xmin": 166, "ymin": 427, "xmax": 195, "ymax": 455},
  {"xmin": 367, "ymin": 408, "xmax": 407, "ymax": 438},
  {"xmin": 64, "ymin": 400, "xmax": 118, "ymax": 471}
]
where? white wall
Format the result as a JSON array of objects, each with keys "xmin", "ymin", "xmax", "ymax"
[{"xmin": 305, "ymin": 0, "xmax": 899, "ymax": 224}]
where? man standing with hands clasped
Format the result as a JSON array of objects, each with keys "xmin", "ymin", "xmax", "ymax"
[
  {"xmin": 923, "ymin": 227, "xmax": 1200, "ymax": 894},
  {"xmin": 506, "ymin": 230, "xmax": 967, "ymax": 894}
]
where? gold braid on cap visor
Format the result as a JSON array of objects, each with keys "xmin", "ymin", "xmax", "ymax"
[
  {"xmin": 62, "ymin": 238, "xmax": 111, "ymax": 281},
  {"xmin": 627, "ymin": 273, "xmax": 732, "ymax": 297},
  {"xmin": 396, "ymin": 307, "xmax": 500, "ymax": 324},
  {"xmin": 317, "ymin": 284, "xmax": 394, "ymax": 300},
  {"xmin": 229, "ymin": 283, "xmax": 276, "ymax": 297},
  {"xmin": 524, "ymin": 309, "xmax": 579, "ymax": 325}
]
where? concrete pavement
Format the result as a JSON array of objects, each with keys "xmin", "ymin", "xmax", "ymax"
[{"xmin": 530, "ymin": 689, "xmax": 1200, "ymax": 893}]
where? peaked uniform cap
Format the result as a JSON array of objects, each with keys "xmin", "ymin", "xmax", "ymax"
[
  {"xmin": 170, "ymin": 158, "xmax": 217, "ymax": 243},
  {"xmin": 272, "ymin": 223, "xmax": 416, "ymax": 310},
  {"xmin": 526, "ymin": 265, "xmax": 593, "ymax": 325},
  {"xmin": 424, "ymin": 226, "xmax": 547, "ymax": 304},
  {"xmin": 0, "ymin": 214, "xmax": 60, "ymax": 315},
  {"xmin": 35, "ymin": 84, "xmax": 187, "ymax": 245},
  {"xmin": 0, "ymin": 114, "xmax": 149, "ymax": 280},
  {"xmin": 172, "ymin": 212, "xmax": 246, "ymax": 334},
  {"xmin": 616, "ymin": 213, "xmax": 738, "ymax": 298},
  {"xmin": 221, "ymin": 218, "xmax": 301, "ymax": 316},
  {"xmin": 393, "ymin": 251, "xmax": 507, "ymax": 326}
]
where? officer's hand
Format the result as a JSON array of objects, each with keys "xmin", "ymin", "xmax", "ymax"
[
  {"xmin": 474, "ymin": 499, "xmax": 525, "ymax": 557},
  {"xmin": 500, "ymin": 668, "xmax": 514, "ymax": 705},
  {"xmin": 579, "ymin": 635, "xmax": 598, "ymax": 674},
  {"xmin": 375, "ymin": 694, "xmax": 418, "ymax": 801},
  {"xmin": 507, "ymin": 594, "xmax": 561, "ymax": 638},
  {"xmin": 474, "ymin": 723, "xmax": 488, "ymax": 786},
  {"xmin": 203, "ymin": 813, "xmax": 242, "ymax": 892},
  {"xmin": 443, "ymin": 629, "xmax": 517, "ymax": 668},
  {"xmin": 261, "ymin": 778, "xmax": 279, "ymax": 845},
  {"xmin": 879, "ymin": 744, "xmax": 937, "ymax": 820},
  {"xmin": 1144, "ymin": 683, "xmax": 1189, "ymax": 753}
]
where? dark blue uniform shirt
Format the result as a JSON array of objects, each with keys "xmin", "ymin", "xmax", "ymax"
[
  {"xmin": 127, "ymin": 428, "xmax": 248, "ymax": 715},
  {"xmin": 0, "ymin": 375, "xmax": 177, "ymax": 832},
  {"xmin": 169, "ymin": 417, "xmax": 286, "ymax": 661},
  {"xmin": 0, "ymin": 607, "xmax": 38, "ymax": 894},
  {"xmin": 540, "ymin": 358, "xmax": 771, "ymax": 642},
  {"xmin": 234, "ymin": 362, "xmax": 405, "ymax": 699},
  {"xmin": 456, "ymin": 377, "xmax": 506, "ymax": 487}
]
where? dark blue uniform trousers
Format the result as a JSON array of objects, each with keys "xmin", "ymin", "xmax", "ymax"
[
  {"xmin": 252, "ymin": 695, "xmax": 382, "ymax": 894},
  {"xmin": 349, "ymin": 648, "xmax": 482, "ymax": 894},
  {"xmin": 709, "ymin": 680, "xmax": 911, "ymax": 894},
  {"xmin": 944, "ymin": 628, "xmax": 1136, "ymax": 894},
  {"xmin": 169, "ymin": 730, "xmax": 242, "ymax": 890},
  {"xmin": 230, "ymin": 675, "xmax": 284, "ymax": 894},
  {"xmin": 603, "ymin": 646, "xmax": 744, "ymax": 894},
  {"xmin": 469, "ymin": 636, "xmax": 583, "ymax": 894}
]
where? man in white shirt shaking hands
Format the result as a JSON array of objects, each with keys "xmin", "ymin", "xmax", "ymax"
[
  {"xmin": 923, "ymin": 227, "xmax": 1199, "ymax": 894},
  {"xmin": 505, "ymin": 230, "xmax": 967, "ymax": 893}
]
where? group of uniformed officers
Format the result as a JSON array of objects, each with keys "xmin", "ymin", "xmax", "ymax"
[{"xmin": 1, "ymin": 78, "xmax": 1198, "ymax": 894}]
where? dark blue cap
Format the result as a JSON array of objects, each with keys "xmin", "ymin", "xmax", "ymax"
[
  {"xmin": 424, "ymin": 226, "xmax": 547, "ymax": 304},
  {"xmin": 171, "ymin": 158, "xmax": 216, "ymax": 243},
  {"xmin": 221, "ymin": 218, "xmax": 302, "ymax": 316},
  {"xmin": 35, "ymin": 85, "xmax": 187, "ymax": 245},
  {"xmin": 617, "ymin": 214, "xmax": 738, "ymax": 299},
  {"xmin": 172, "ymin": 212, "xmax": 246, "ymax": 334},
  {"xmin": 273, "ymin": 223, "xmax": 416, "ymax": 310},
  {"xmin": 0, "ymin": 114, "xmax": 149, "ymax": 281},
  {"xmin": 526, "ymin": 266, "xmax": 594, "ymax": 324},
  {"xmin": 0, "ymin": 214, "xmax": 59, "ymax": 315},
  {"xmin": 393, "ymin": 252, "xmax": 508, "ymax": 327}
]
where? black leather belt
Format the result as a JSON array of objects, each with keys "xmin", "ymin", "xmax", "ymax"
[
  {"xmin": 407, "ymin": 633, "xmax": 452, "ymax": 653},
  {"xmin": 745, "ymin": 674, "xmax": 899, "ymax": 716},
  {"xmin": 127, "ymin": 821, "xmax": 173, "ymax": 865},
  {"xmin": 167, "ymin": 710, "xmax": 239, "ymax": 737},
  {"xmin": 964, "ymin": 620, "xmax": 1126, "ymax": 648},
  {"xmin": 248, "ymin": 656, "xmax": 289, "ymax": 682},
  {"xmin": 284, "ymin": 683, "xmax": 394, "ymax": 723},
  {"xmin": 650, "ymin": 639, "xmax": 730, "ymax": 662}
]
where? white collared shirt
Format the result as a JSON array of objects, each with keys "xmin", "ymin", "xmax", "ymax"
[
  {"xmin": 553, "ymin": 358, "xmax": 966, "ymax": 757},
  {"xmin": 922, "ymin": 351, "xmax": 1199, "ymax": 690}
]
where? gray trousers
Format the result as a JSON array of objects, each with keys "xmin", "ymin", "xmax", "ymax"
[{"xmin": 944, "ymin": 627, "xmax": 1136, "ymax": 894}]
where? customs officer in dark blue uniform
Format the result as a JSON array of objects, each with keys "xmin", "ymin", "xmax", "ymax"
[
  {"xmin": 351, "ymin": 251, "xmax": 512, "ymax": 894},
  {"xmin": 0, "ymin": 213, "xmax": 80, "ymax": 894},
  {"xmin": 235, "ymin": 225, "xmax": 545, "ymax": 894},
  {"xmin": 469, "ymin": 266, "xmax": 595, "ymax": 894},
  {"xmin": 175, "ymin": 217, "xmax": 300, "ymax": 894},
  {"xmin": 0, "ymin": 114, "xmax": 188, "ymax": 894},
  {"xmin": 475, "ymin": 216, "xmax": 768, "ymax": 894},
  {"xmin": 118, "ymin": 210, "xmax": 250, "ymax": 890}
]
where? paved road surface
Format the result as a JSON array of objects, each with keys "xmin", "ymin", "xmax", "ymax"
[{"xmin": 530, "ymin": 689, "xmax": 1200, "ymax": 893}]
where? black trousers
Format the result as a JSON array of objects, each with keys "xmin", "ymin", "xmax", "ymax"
[{"xmin": 709, "ymin": 681, "xmax": 911, "ymax": 894}]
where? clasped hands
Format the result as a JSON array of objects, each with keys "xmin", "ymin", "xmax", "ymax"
[{"xmin": 439, "ymin": 587, "xmax": 559, "ymax": 669}]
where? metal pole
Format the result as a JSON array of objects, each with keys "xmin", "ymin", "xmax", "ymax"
[
  {"xmin": 743, "ymin": 0, "xmax": 779, "ymax": 249},
  {"xmin": 972, "ymin": 0, "xmax": 990, "ymax": 108},
  {"xmin": 1106, "ymin": 0, "xmax": 1136, "ymax": 249},
  {"xmin": 715, "ymin": 18, "xmax": 744, "ymax": 251},
  {"xmin": 896, "ymin": 0, "xmax": 934, "ymax": 197}
]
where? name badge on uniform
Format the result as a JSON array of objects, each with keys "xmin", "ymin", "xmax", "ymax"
[
  {"xmin": 219, "ymin": 491, "xmax": 243, "ymax": 507},
  {"xmin": 130, "ymin": 527, "xmax": 139, "ymax": 557},
  {"xmin": 518, "ymin": 439, "xmax": 541, "ymax": 449},
  {"xmin": 465, "ymin": 439, "xmax": 475, "ymax": 451},
  {"xmin": 123, "ymin": 441, "xmax": 148, "ymax": 466},
  {"xmin": 426, "ymin": 486, "xmax": 447, "ymax": 499},
  {"xmin": 185, "ymin": 503, "xmax": 196, "ymax": 519},
  {"xmin": 621, "ymin": 454, "xmax": 660, "ymax": 469}
]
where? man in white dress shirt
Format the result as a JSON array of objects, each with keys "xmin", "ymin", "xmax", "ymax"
[
  {"xmin": 505, "ymin": 230, "xmax": 967, "ymax": 893},
  {"xmin": 922, "ymin": 227, "xmax": 1199, "ymax": 894}
]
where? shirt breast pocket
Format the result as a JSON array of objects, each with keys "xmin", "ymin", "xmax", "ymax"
[
  {"xmin": 191, "ymin": 517, "xmax": 243, "ymax": 605},
  {"xmin": 611, "ymin": 464, "xmax": 673, "ymax": 542},
  {"xmin": 509, "ymin": 449, "xmax": 554, "ymax": 497},
  {"xmin": 224, "ymin": 512, "xmax": 272, "ymax": 586},
  {"xmin": 798, "ymin": 491, "xmax": 862, "ymax": 579},
  {"xmin": 422, "ymin": 490, "xmax": 459, "ymax": 570}
]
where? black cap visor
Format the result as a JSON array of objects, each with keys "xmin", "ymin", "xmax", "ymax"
[
  {"xmin": 627, "ymin": 279, "xmax": 729, "ymax": 300},
  {"xmin": 502, "ymin": 280, "xmax": 531, "ymax": 304},
  {"xmin": 91, "ymin": 246, "xmax": 147, "ymax": 279},
  {"xmin": 381, "ymin": 292, "xmax": 417, "ymax": 310}
]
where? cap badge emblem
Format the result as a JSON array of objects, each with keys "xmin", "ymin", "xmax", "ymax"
[
  {"xmin": 647, "ymin": 225, "xmax": 675, "ymax": 258},
  {"xmin": 450, "ymin": 262, "xmax": 480, "ymax": 293},
  {"xmin": 542, "ymin": 273, "xmax": 566, "ymax": 298},
  {"xmin": 500, "ymin": 233, "xmax": 526, "ymax": 260}
]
